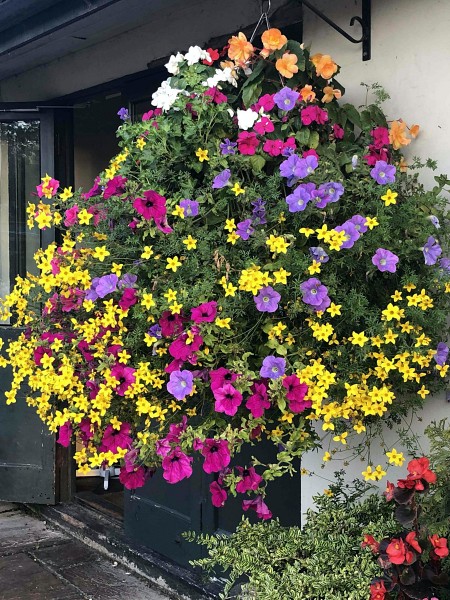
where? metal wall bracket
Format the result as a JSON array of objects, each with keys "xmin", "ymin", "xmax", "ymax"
[{"xmin": 299, "ymin": 0, "xmax": 371, "ymax": 61}]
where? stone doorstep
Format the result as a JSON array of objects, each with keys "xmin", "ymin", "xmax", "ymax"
[{"xmin": 28, "ymin": 502, "xmax": 221, "ymax": 600}]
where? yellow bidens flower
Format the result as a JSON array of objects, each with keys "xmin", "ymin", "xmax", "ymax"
[
  {"xmin": 349, "ymin": 331, "xmax": 369, "ymax": 347},
  {"xmin": 266, "ymin": 234, "xmax": 290, "ymax": 254},
  {"xmin": 141, "ymin": 246, "xmax": 154, "ymax": 259},
  {"xmin": 386, "ymin": 448, "xmax": 405, "ymax": 466},
  {"xmin": 195, "ymin": 148, "xmax": 209, "ymax": 162},
  {"xmin": 166, "ymin": 256, "xmax": 182, "ymax": 272},
  {"xmin": 182, "ymin": 235, "xmax": 197, "ymax": 250},
  {"xmin": 362, "ymin": 465, "xmax": 386, "ymax": 481},
  {"xmin": 93, "ymin": 246, "xmax": 110, "ymax": 262},
  {"xmin": 381, "ymin": 189, "xmax": 398, "ymax": 206},
  {"xmin": 136, "ymin": 137, "xmax": 146, "ymax": 150},
  {"xmin": 231, "ymin": 182, "xmax": 245, "ymax": 196}
]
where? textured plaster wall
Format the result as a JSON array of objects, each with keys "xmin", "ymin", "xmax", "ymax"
[{"xmin": 300, "ymin": 0, "xmax": 450, "ymax": 514}]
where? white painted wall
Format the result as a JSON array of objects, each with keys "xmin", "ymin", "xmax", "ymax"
[{"xmin": 300, "ymin": 0, "xmax": 450, "ymax": 513}]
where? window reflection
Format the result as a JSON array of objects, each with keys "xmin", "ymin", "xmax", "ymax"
[{"xmin": 0, "ymin": 121, "xmax": 40, "ymax": 321}]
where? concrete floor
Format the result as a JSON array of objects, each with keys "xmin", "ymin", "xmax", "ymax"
[{"xmin": 0, "ymin": 503, "xmax": 177, "ymax": 600}]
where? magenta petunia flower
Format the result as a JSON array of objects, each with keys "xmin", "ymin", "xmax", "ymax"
[
  {"xmin": 253, "ymin": 93, "xmax": 275, "ymax": 112},
  {"xmin": 242, "ymin": 495, "xmax": 272, "ymax": 520},
  {"xmin": 64, "ymin": 205, "xmax": 79, "ymax": 227},
  {"xmin": 209, "ymin": 367, "xmax": 238, "ymax": 391},
  {"xmin": 273, "ymin": 87, "xmax": 299, "ymax": 111},
  {"xmin": 260, "ymin": 356, "xmax": 285, "ymax": 379},
  {"xmin": 209, "ymin": 481, "xmax": 227, "ymax": 507},
  {"xmin": 246, "ymin": 382, "xmax": 270, "ymax": 418},
  {"xmin": 237, "ymin": 131, "xmax": 260, "ymax": 155},
  {"xmin": 110, "ymin": 364, "xmax": 136, "ymax": 396},
  {"xmin": 370, "ymin": 160, "xmax": 396, "ymax": 185},
  {"xmin": 371, "ymin": 127, "xmax": 390, "ymax": 149},
  {"xmin": 119, "ymin": 287, "xmax": 138, "ymax": 310},
  {"xmin": 372, "ymin": 248, "xmax": 399, "ymax": 273},
  {"xmin": 103, "ymin": 175, "xmax": 127, "ymax": 199},
  {"xmin": 332, "ymin": 123, "xmax": 344, "ymax": 139},
  {"xmin": 162, "ymin": 447, "xmax": 193, "ymax": 483},
  {"xmin": 263, "ymin": 139, "xmax": 284, "ymax": 157},
  {"xmin": 191, "ymin": 301, "xmax": 217, "ymax": 323},
  {"xmin": 422, "ymin": 236, "xmax": 442, "ymax": 266},
  {"xmin": 100, "ymin": 423, "xmax": 132, "ymax": 453},
  {"xmin": 203, "ymin": 87, "xmax": 227, "ymax": 104},
  {"xmin": 133, "ymin": 189, "xmax": 167, "ymax": 222},
  {"xmin": 254, "ymin": 286, "xmax": 281, "ymax": 313},
  {"xmin": 212, "ymin": 169, "xmax": 231, "ymax": 189},
  {"xmin": 300, "ymin": 278, "xmax": 329, "ymax": 307},
  {"xmin": 179, "ymin": 198, "xmax": 199, "ymax": 217},
  {"xmin": 235, "ymin": 466, "xmax": 263, "ymax": 493},
  {"xmin": 57, "ymin": 421, "xmax": 72, "ymax": 447},
  {"xmin": 213, "ymin": 383, "xmax": 243, "ymax": 416},
  {"xmin": 201, "ymin": 438, "xmax": 231, "ymax": 473},
  {"xmin": 167, "ymin": 369, "xmax": 194, "ymax": 400},
  {"xmin": 282, "ymin": 375, "xmax": 311, "ymax": 413},
  {"xmin": 119, "ymin": 465, "xmax": 147, "ymax": 490},
  {"xmin": 301, "ymin": 105, "xmax": 328, "ymax": 126},
  {"xmin": 159, "ymin": 310, "xmax": 185, "ymax": 337},
  {"xmin": 169, "ymin": 332, "xmax": 203, "ymax": 361},
  {"xmin": 253, "ymin": 116, "xmax": 274, "ymax": 135}
]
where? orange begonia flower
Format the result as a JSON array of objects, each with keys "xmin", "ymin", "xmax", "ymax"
[
  {"xmin": 399, "ymin": 157, "xmax": 408, "ymax": 172},
  {"xmin": 261, "ymin": 28, "xmax": 288, "ymax": 56},
  {"xmin": 410, "ymin": 124, "xmax": 420, "ymax": 138},
  {"xmin": 310, "ymin": 53, "xmax": 338, "ymax": 80},
  {"xmin": 389, "ymin": 120, "xmax": 411, "ymax": 150},
  {"xmin": 322, "ymin": 86, "xmax": 342, "ymax": 103},
  {"xmin": 275, "ymin": 52, "xmax": 299, "ymax": 79},
  {"xmin": 228, "ymin": 32, "xmax": 254, "ymax": 64},
  {"xmin": 300, "ymin": 85, "xmax": 316, "ymax": 103}
]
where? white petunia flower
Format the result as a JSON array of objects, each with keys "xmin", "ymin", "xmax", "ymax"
[
  {"xmin": 164, "ymin": 52, "xmax": 184, "ymax": 75},
  {"xmin": 184, "ymin": 46, "xmax": 211, "ymax": 66},
  {"xmin": 151, "ymin": 81, "xmax": 183, "ymax": 112},
  {"xmin": 237, "ymin": 108, "xmax": 259, "ymax": 130}
]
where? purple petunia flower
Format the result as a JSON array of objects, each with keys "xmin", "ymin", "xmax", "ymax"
[
  {"xmin": 309, "ymin": 247, "xmax": 329, "ymax": 263},
  {"xmin": 254, "ymin": 286, "xmax": 281, "ymax": 313},
  {"xmin": 439, "ymin": 257, "xmax": 450, "ymax": 272},
  {"xmin": 285, "ymin": 185, "xmax": 312, "ymax": 213},
  {"xmin": 260, "ymin": 356, "xmax": 286, "ymax": 379},
  {"xmin": 349, "ymin": 214, "xmax": 368, "ymax": 234},
  {"xmin": 212, "ymin": 169, "xmax": 231, "ymax": 189},
  {"xmin": 167, "ymin": 370, "xmax": 194, "ymax": 400},
  {"xmin": 372, "ymin": 248, "xmax": 399, "ymax": 273},
  {"xmin": 95, "ymin": 274, "xmax": 119, "ymax": 298},
  {"xmin": 179, "ymin": 199, "xmax": 199, "ymax": 217},
  {"xmin": 334, "ymin": 222, "xmax": 360, "ymax": 249},
  {"xmin": 370, "ymin": 160, "xmax": 396, "ymax": 185},
  {"xmin": 273, "ymin": 87, "xmax": 300, "ymax": 111},
  {"xmin": 251, "ymin": 198, "xmax": 267, "ymax": 225},
  {"xmin": 119, "ymin": 273, "xmax": 138, "ymax": 288},
  {"xmin": 422, "ymin": 236, "xmax": 442, "ymax": 266},
  {"xmin": 117, "ymin": 107, "xmax": 130, "ymax": 120},
  {"xmin": 316, "ymin": 182, "xmax": 345, "ymax": 208},
  {"xmin": 220, "ymin": 138, "xmax": 237, "ymax": 155},
  {"xmin": 300, "ymin": 278, "xmax": 329, "ymax": 306},
  {"xmin": 279, "ymin": 154, "xmax": 318, "ymax": 180},
  {"xmin": 434, "ymin": 342, "xmax": 449, "ymax": 366},
  {"xmin": 236, "ymin": 219, "xmax": 254, "ymax": 240},
  {"xmin": 148, "ymin": 324, "xmax": 162, "ymax": 339}
]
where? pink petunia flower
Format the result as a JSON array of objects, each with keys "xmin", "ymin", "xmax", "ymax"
[
  {"xmin": 162, "ymin": 447, "xmax": 193, "ymax": 483},
  {"xmin": 213, "ymin": 383, "xmax": 243, "ymax": 416},
  {"xmin": 201, "ymin": 439, "xmax": 231, "ymax": 473}
]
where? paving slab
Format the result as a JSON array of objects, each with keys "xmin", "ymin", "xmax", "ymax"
[{"xmin": 0, "ymin": 504, "xmax": 182, "ymax": 600}]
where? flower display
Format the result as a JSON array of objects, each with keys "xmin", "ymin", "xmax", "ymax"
[{"xmin": 2, "ymin": 30, "xmax": 450, "ymax": 519}]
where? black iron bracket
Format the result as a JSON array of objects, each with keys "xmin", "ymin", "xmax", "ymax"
[{"xmin": 299, "ymin": 0, "xmax": 371, "ymax": 61}]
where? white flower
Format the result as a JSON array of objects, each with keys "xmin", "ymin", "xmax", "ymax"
[
  {"xmin": 429, "ymin": 215, "xmax": 441, "ymax": 229},
  {"xmin": 227, "ymin": 108, "xmax": 235, "ymax": 118},
  {"xmin": 221, "ymin": 67, "xmax": 238, "ymax": 87},
  {"xmin": 164, "ymin": 52, "xmax": 184, "ymax": 75},
  {"xmin": 237, "ymin": 108, "xmax": 259, "ymax": 130},
  {"xmin": 151, "ymin": 81, "xmax": 182, "ymax": 112},
  {"xmin": 202, "ymin": 67, "xmax": 238, "ymax": 88},
  {"xmin": 184, "ymin": 46, "xmax": 211, "ymax": 66}
]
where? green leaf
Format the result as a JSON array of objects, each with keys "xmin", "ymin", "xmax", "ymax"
[
  {"xmin": 249, "ymin": 155, "xmax": 266, "ymax": 173},
  {"xmin": 296, "ymin": 128, "xmax": 310, "ymax": 146},
  {"xmin": 242, "ymin": 83, "xmax": 262, "ymax": 109},
  {"xmin": 342, "ymin": 103, "xmax": 362, "ymax": 129},
  {"xmin": 309, "ymin": 131, "xmax": 320, "ymax": 149}
]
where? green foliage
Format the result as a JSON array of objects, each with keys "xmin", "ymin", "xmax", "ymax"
[{"xmin": 187, "ymin": 481, "xmax": 397, "ymax": 599}]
